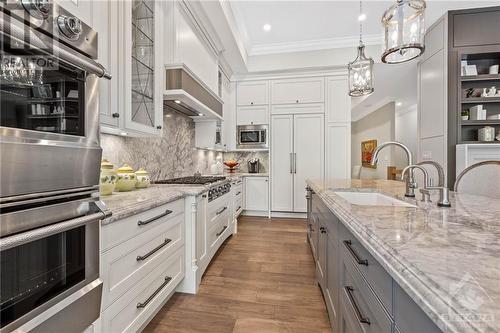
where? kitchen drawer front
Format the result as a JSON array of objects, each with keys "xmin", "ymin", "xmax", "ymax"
[
  {"xmin": 207, "ymin": 197, "xmax": 231, "ymax": 225},
  {"xmin": 102, "ymin": 199, "xmax": 184, "ymax": 251},
  {"xmin": 233, "ymin": 185, "xmax": 243, "ymax": 199},
  {"xmin": 393, "ymin": 283, "xmax": 441, "ymax": 333},
  {"xmin": 208, "ymin": 211, "xmax": 231, "ymax": 249},
  {"xmin": 341, "ymin": 255, "xmax": 392, "ymax": 333},
  {"xmin": 271, "ymin": 77, "xmax": 324, "ymax": 104},
  {"xmin": 101, "ymin": 248, "xmax": 184, "ymax": 333},
  {"xmin": 271, "ymin": 103, "xmax": 324, "ymax": 115},
  {"xmin": 234, "ymin": 196, "xmax": 243, "ymax": 216},
  {"xmin": 101, "ymin": 213, "xmax": 184, "ymax": 308},
  {"xmin": 339, "ymin": 223, "xmax": 392, "ymax": 312}
]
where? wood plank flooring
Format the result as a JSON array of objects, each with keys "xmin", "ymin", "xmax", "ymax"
[{"xmin": 143, "ymin": 216, "xmax": 331, "ymax": 333}]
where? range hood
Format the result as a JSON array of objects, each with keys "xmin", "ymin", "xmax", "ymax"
[{"xmin": 164, "ymin": 66, "xmax": 223, "ymax": 120}]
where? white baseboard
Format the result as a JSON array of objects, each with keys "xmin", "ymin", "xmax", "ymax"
[
  {"xmin": 241, "ymin": 210, "xmax": 269, "ymax": 217},
  {"xmin": 271, "ymin": 211, "xmax": 307, "ymax": 219}
]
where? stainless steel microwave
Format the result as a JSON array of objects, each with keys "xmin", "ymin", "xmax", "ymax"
[{"xmin": 237, "ymin": 125, "xmax": 268, "ymax": 149}]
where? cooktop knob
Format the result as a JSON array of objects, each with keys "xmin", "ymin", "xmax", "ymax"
[
  {"xmin": 22, "ymin": 0, "xmax": 50, "ymax": 20},
  {"xmin": 57, "ymin": 15, "xmax": 83, "ymax": 40}
]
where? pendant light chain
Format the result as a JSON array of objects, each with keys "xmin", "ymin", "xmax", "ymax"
[{"xmin": 359, "ymin": 1, "xmax": 363, "ymax": 45}]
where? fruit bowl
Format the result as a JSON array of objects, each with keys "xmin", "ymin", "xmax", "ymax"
[{"xmin": 224, "ymin": 161, "xmax": 239, "ymax": 173}]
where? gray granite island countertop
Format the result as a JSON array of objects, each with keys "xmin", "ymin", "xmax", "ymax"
[
  {"xmin": 306, "ymin": 179, "xmax": 500, "ymax": 333},
  {"xmin": 100, "ymin": 184, "xmax": 208, "ymax": 225}
]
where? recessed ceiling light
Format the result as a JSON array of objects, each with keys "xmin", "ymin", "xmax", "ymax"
[
  {"xmin": 358, "ymin": 13, "xmax": 367, "ymax": 21},
  {"xmin": 198, "ymin": 113, "xmax": 204, "ymax": 116},
  {"xmin": 263, "ymin": 23, "xmax": 272, "ymax": 31},
  {"xmin": 120, "ymin": 132, "xmax": 127, "ymax": 136},
  {"xmin": 396, "ymin": 102, "xmax": 402, "ymax": 106},
  {"xmin": 174, "ymin": 100, "xmax": 181, "ymax": 104}
]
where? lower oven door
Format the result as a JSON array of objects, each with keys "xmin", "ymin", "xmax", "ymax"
[{"xmin": 0, "ymin": 212, "xmax": 102, "ymax": 332}]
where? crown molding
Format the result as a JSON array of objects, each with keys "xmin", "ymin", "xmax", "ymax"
[{"xmin": 249, "ymin": 34, "xmax": 383, "ymax": 56}]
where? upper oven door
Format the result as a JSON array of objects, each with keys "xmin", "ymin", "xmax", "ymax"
[{"xmin": 0, "ymin": 9, "xmax": 110, "ymax": 198}]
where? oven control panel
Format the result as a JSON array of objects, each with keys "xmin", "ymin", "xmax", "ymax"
[{"xmin": 208, "ymin": 183, "xmax": 231, "ymax": 202}]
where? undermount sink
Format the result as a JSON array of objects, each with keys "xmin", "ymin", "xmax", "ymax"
[{"xmin": 332, "ymin": 191, "xmax": 417, "ymax": 208}]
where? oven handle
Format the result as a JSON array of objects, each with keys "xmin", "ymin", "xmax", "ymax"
[
  {"xmin": 0, "ymin": 211, "xmax": 106, "ymax": 251},
  {"xmin": 0, "ymin": 17, "xmax": 111, "ymax": 80}
]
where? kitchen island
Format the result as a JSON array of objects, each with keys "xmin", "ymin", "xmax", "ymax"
[{"xmin": 307, "ymin": 179, "xmax": 499, "ymax": 333}]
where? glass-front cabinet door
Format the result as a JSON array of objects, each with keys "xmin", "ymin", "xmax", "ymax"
[{"xmin": 122, "ymin": 0, "xmax": 163, "ymax": 135}]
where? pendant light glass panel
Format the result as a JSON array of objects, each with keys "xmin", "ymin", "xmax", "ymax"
[
  {"xmin": 348, "ymin": 44, "xmax": 374, "ymax": 97},
  {"xmin": 381, "ymin": 0, "xmax": 426, "ymax": 64}
]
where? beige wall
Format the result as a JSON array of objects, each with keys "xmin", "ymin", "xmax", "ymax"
[{"xmin": 351, "ymin": 102, "xmax": 395, "ymax": 179}]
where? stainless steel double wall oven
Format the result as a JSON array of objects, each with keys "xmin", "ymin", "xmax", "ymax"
[{"xmin": 1, "ymin": 1, "xmax": 110, "ymax": 331}]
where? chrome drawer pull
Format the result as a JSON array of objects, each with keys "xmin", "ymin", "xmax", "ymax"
[
  {"xmin": 216, "ymin": 225, "xmax": 228, "ymax": 237},
  {"xmin": 136, "ymin": 238, "xmax": 172, "ymax": 261},
  {"xmin": 236, "ymin": 191, "xmax": 241, "ymax": 196},
  {"xmin": 216, "ymin": 206, "xmax": 227, "ymax": 215},
  {"xmin": 343, "ymin": 240, "xmax": 369, "ymax": 266},
  {"xmin": 344, "ymin": 286, "xmax": 371, "ymax": 325},
  {"xmin": 137, "ymin": 209, "xmax": 173, "ymax": 226},
  {"xmin": 236, "ymin": 206, "xmax": 242, "ymax": 211},
  {"xmin": 136, "ymin": 276, "xmax": 172, "ymax": 309}
]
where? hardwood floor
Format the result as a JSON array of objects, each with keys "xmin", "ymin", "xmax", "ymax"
[{"xmin": 143, "ymin": 216, "xmax": 331, "ymax": 333}]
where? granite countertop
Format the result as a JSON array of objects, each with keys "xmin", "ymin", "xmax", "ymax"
[
  {"xmin": 100, "ymin": 184, "xmax": 208, "ymax": 225},
  {"xmin": 307, "ymin": 179, "xmax": 500, "ymax": 333}
]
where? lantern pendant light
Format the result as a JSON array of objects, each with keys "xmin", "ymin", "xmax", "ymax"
[
  {"xmin": 348, "ymin": 1, "xmax": 374, "ymax": 97},
  {"xmin": 381, "ymin": 0, "xmax": 426, "ymax": 64}
]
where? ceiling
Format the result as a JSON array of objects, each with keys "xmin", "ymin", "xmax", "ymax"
[{"xmin": 229, "ymin": 0, "xmax": 498, "ymax": 56}]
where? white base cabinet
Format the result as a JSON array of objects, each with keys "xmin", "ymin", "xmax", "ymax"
[
  {"xmin": 99, "ymin": 199, "xmax": 186, "ymax": 332},
  {"xmin": 244, "ymin": 177, "xmax": 269, "ymax": 212}
]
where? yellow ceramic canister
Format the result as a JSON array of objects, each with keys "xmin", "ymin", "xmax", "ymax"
[
  {"xmin": 99, "ymin": 159, "xmax": 118, "ymax": 196},
  {"xmin": 135, "ymin": 168, "xmax": 150, "ymax": 188},
  {"xmin": 115, "ymin": 164, "xmax": 136, "ymax": 192}
]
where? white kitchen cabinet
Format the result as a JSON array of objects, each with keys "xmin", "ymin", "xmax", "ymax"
[
  {"xmin": 93, "ymin": 0, "xmax": 119, "ymax": 128},
  {"xmin": 271, "ymin": 77, "xmax": 324, "ymax": 105},
  {"xmin": 97, "ymin": 0, "xmax": 163, "ymax": 137},
  {"xmin": 271, "ymin": 103, "xmax": 324, "ymax": 115},
  {"xmin": 237, "ymin": 80, "xmax": 269, "ymax": 106},
  {"xmin": 271, "ymin": 115, "xmax": 294, "ymax": 211},
  {"xmin": 222, "ymin": 75, "xmax": 237, "ymax": 150},
  {"xmin": 244, "ymin": 177, "xmax": 269, "ymax": 212},
  {"xmin": 326, "ymin": 76, "xmax": 351, "ymax": 123},
  {"xmin": 55, "ymin": 0, "xmax": 93, "ymax": 26},
  {"xmin": 237, "ymin": 105, "xmax": 269, "ymax": 125},
  {"xmin": 326, "ymin": 123, "xmax": 351, "ymax": 180},
  {"xmin": 194, "ymin": 120, "xmax": 221, "ymax": 149},
  {"xmin": 271, "ymin": 113, "xmax": 324, "ymax": 213}
]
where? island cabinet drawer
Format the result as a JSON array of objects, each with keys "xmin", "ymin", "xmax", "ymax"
[
  {"xmin": 208, "ymin": 211, "xmax": 230, "ymax": 249},
  {"xmin": 101, "ymin": 248, "xmax": 184, "ymax": 333},
  {"xmin": 102, "ymin": 199, "xmax": 184, "ymax": 251},
  {"xmin": 101, "ymin": 213, "xmax": 184, "ymax": 308},
  {"xmin": 234, "ymin": 196, "xmax": 243, "ymax": 215},
  {"xmin": 393, "ymin": 283, "xmax": 441, "ymax": 333},
  {"xmin": 340, "ymin": 255, "xmax": 392, "ymax": 333},
  {"xmin": 339, "ymin": 223, "xmax": 393, "ymax": 312}
]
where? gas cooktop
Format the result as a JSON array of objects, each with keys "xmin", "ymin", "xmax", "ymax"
[{"xmin": 153, "ymin": 176, "xmax": 226, "ymax": 185}]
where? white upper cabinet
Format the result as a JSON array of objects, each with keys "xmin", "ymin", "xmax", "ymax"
[
  {"xmin": 326, "ymin": 76, "xmax": 351, "ymax": 123},
  {"xmin": 237, "ymin": 81, "xmax": 269, "ymax": 106},
  {"xmin": 237, "ymin": 106, "xmax": 269, "ymax": 125},
  {"xmin": 271, "ymin": 77, "xmax": 324, "ymax": 105},
  {"xmin": 164, "ymin": 2, "xmax": 219, "ymax": 95},
  {"xmin": 93, "ymin": 0, "xmax": 119, "ymax": 128},
  {"xmin": 96, "ymin": 0, "xmax": 163, "ymax": 137}
]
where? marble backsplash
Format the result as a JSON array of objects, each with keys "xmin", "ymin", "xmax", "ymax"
[
  {"xmin": 223, "ymin": 151, "xmax": 269, "ymax": 173},
  {"xmin": 101, "ymin": 111, "xmax": 222, "ymax": 180}
]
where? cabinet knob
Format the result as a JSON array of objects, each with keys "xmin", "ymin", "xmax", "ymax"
[
  {"xmin": 320, "ymin": 226, "xmax": 326, "ymax": 233},
  {"xmin": 251, "ymin": 102, "xmax": 254, "ymax": 105},
  {"xmin": 112, "ymin": 113, "xmax": 120, "ymax": 118},
  {"xmin": 296, "ymin": 100, "xmax": 299, "ymax": 103},
  {"xmin": 156, "ymin": 125, "xmax": 162, "ymax": 130}
]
